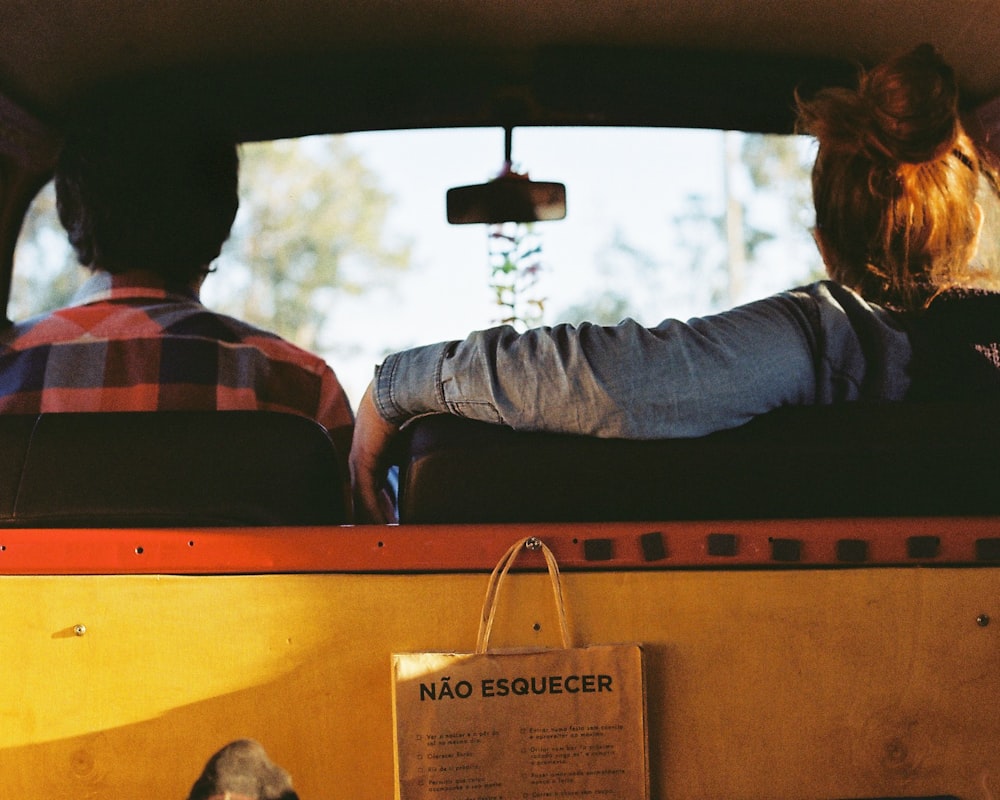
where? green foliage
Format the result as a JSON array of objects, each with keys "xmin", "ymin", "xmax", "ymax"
[
  {"xmin": 556, "ymin": 227, "xmax": 665, "ymax": 326},
  {"xmin": 11, "ymin": 183, "xmax": 83, "ymax": 319},
  {"xmin": 671, "ymin": 192, "xmax": 731, "ymax": 309},
  {"xmin": 740, "ymin": 133, "xmax": 816, "ymax": 235},
  {"xmin": 553, "ymin": 132, "xmax": 821, "ymax": 324},
  {"xmin": 209, "ymin": 137, "xmax": 412, "ymax": 351},
  {"xmin": 559, "ymin": 291, "xmax": 632, "ymax": 327}
]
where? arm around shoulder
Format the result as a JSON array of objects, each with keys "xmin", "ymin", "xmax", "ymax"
[{"xmin": 349, "ymin": 381, "xmax": 402, "ymax": 523}]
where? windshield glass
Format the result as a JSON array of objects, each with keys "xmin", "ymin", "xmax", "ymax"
[{"xmin": 14, "ymin": 126, "xmax": 823, "ymax": 405}]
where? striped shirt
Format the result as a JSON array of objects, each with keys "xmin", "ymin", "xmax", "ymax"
[{"xmin": 0, "ymin": 271, "xmax": 354, "ymax": 434}]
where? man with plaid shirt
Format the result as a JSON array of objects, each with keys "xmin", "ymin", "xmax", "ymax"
[{"xmin": 0, "ymin": 110, "xmax": 353, "ymax": 454}]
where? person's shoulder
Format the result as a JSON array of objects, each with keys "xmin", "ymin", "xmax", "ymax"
[
  {"xmin": 783, "ymin": 279, "xmax": 856, "ymax": 303},
  {"xmin": 0, "ymin": 306, "xmax": 81, "ymax": 349},
  {"xmin": 782, "ymin": 279, "xmax": 894, "ymax": 317},
  {"xmin": 209, "ymin": 310, "xmax": 333, "ymax": 370}
]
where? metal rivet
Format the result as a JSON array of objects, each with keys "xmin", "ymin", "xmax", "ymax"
[
  {"xmin": 976, "ymin": 614, "xmax": 990, "ymax": 627},
  {"xmin": 74, "ymin": 625, "xmax": 87, "ymax": 636},
  {"xmin": 525, "ymin": 537, "xmax": 542, "ymax": 551}
]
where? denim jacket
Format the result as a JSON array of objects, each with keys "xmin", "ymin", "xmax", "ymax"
[{"xmin": 373, "ymin": 280, "xmax": 914, "ymax": 439}]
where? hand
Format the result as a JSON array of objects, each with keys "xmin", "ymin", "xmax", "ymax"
[{"xmin": 349, "ymin": 381, "xmax": 402, "ymax": 523}]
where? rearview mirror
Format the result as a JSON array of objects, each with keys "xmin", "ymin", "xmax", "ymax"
[{"xmin": 447, "ymin": 172, "xmax": 567, "ymax": 224}]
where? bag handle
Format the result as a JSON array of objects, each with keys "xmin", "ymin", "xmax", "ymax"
[{"xmin": 476, "ymin": 536, "xmax": 571, "ymax": 654}]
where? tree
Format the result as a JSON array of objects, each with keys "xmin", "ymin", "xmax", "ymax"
[
  {"xmin": 556, "ymin": 226, "xmax": 667, "ymax": 326},
  {"xmin": 712, "ymin": 131, "xmax": 825, "ymax": 307},
  {"xmin": 10, "ymin": 183, "xmax": 82, "ymax": 320},
  {"xmin": 553, "ymin": 131, "xmax": 822, "ymax": 325},
  {"xmin": 741, "ymin": 136, "xmax": 816, "ymax": 244},
  {"xmin": 207, "ymin": 137, "xmax": 412, "ymax": 353}
]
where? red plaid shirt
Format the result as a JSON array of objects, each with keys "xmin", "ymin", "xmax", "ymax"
[{"xmin": 0, "ymin": 271, "xmax": 354, "ymax": 434}]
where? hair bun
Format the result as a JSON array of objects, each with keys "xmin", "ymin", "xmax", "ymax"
[{"xmin": 861, "ymin": 43, "xmax": 959, "ymax": 164}]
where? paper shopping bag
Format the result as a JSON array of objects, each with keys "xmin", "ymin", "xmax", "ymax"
[{"xmin": 391, "ymin": 537, "xmax": 650, "ymax": 800}]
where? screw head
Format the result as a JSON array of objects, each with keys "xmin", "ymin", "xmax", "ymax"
[{"xmin": 976, "ymin": 614, "xmax": 990, "ymax": 628}]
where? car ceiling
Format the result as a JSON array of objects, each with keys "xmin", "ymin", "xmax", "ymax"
[{"xmin": 1, "ymin": 0, "xmax": 999, "ymax": 142}]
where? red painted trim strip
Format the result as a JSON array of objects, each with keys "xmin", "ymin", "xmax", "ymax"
[{"xmin": 0, "ymin": 518, "xmax": 997, "ymax": 575}]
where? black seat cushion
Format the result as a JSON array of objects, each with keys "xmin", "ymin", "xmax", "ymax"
[
  {"xmin": 0, "ymin": 411, "xmax": 346, "ymax": 526},
  {"xmin": 395, "ymin": 402, "xmax": 1000, "ymax": 523}
]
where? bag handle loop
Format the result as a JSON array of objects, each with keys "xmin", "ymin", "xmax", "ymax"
[{"xmin": 476, "ymin": 536, "xmax": 571, "ymax": 654}]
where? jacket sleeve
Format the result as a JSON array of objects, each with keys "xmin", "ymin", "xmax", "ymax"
[{"xmin": 373, "ymin": 282, "xmax": 909, "ymax": 439}]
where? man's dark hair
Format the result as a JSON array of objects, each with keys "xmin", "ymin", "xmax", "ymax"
[{"xmin": 55, "ymin": 114, "xmax": 240, "ymax": 285}]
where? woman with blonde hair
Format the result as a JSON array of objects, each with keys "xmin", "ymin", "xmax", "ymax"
[
  {"xmin": 798, "ymin": 43, "xmax": 1000, "ymax": 401},
  {"xmin": 351, "ymin": 43, "xmax": 1000, "ymax": 522},
  {"xmin": 801, "ymin": 43, "xmax": 993, "ymax": 310}
]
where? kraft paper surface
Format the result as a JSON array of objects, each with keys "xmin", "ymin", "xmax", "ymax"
[{"xmin": 392, "ymin": 643, "xmax": 649, "ymax": 800}]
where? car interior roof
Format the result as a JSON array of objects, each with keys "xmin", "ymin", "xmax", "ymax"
[{"xmin": 1, "ymin": 0, "xmax": 999, "ymax": 141}]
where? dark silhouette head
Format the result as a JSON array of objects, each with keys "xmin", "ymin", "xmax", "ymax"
[{"xmin": 55, "ymin": 110, "xmax": 239, "ymax": 286}]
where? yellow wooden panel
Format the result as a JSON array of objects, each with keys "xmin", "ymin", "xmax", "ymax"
[{"xmin": 0, "ymin": 568, "xmax": 996, "ymax": 799}]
